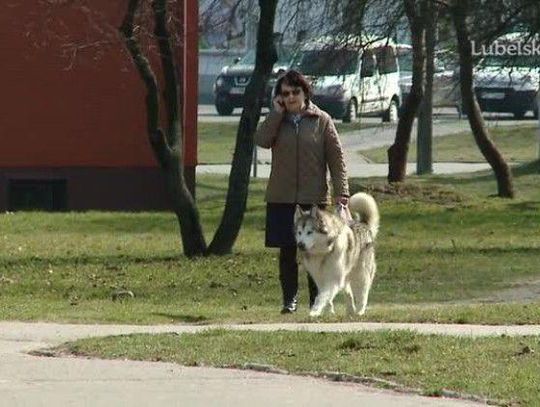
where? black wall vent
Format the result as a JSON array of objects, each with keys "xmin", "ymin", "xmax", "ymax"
[{"xmin": 8, "ymin": 179, "xmax": 67, "ymax": 211}]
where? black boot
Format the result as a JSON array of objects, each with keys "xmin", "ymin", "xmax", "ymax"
[{"xmin": 279, "ymin": 246, "xmax": 298, "ymax": 313}]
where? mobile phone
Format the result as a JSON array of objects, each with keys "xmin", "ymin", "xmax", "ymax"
[{"xmin": 274, "ymin": 96, "xmax": 286, "ymax": 111}]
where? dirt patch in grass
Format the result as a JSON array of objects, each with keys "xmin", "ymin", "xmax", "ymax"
[
  {"xmin": 475, "ymin": 278, "xmax": 540, "ymax": 304},
  {"xmin": 350, "ymin": 180, "xmax": 465, "ymax": 205}
]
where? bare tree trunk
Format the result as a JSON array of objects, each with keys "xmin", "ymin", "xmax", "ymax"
[
  {"xmin": 451, "ymin": 0, "xmax": 514, "ymax": 198},
  {"xmin": 416, "ymin": 0, "xmax": 436, "ymax": 175},
  {"xmin": 120, "ymin": 0, "xmax": 207, "ymax": 256},
  {"xmin": 388, "ymin": 0, "xmax": 426, "ymax": 182},
  {"xmin": 207, "ymin": 0, "xmax": 278, "ymax": 254}
]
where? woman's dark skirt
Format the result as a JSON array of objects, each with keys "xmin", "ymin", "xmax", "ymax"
[{"xmin": 265, "ymin": 203, "xmax": 324, "ymax": 248}]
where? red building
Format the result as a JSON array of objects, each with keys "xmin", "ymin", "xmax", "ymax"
[{"xmin": 0, "ymin": 0, "xmax": 197, "ymax": 211}]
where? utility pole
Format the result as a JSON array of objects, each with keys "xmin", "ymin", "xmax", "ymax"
[
  {"xmin": 537, "ymin": 91, "xmax": 540, "ymax": 172},
  {"xmin": 245, "ymin": 1, "xmax": 259, "ymax": 178},
  {"xmin": 416, "ymin": 1, "xmax": 436, "ymax": 175}
]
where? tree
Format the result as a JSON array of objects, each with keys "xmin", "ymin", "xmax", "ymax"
[
  {"xmin": 386, "ymin": 0, "xmax": 532, "ymax": 195},
  {"xmin": 448, "ymin": 0, "xmax": 515, "ymax": 198},
  {"xmin": 207, "ymin": 0, "xmax": 278, "ymax": 254},
  {"xmin": 416, "ymin": 0, "xmax": 437, "ymax": 175},
  {"xmin": 440, "ymin": 0, "xmax": 540, "ymax": 197},
  {"xmin": 387, "ymin": 0, "xmax": 427, "ymax": 182},
  {"xmin": 120, "ymin": 0, "xmax": 278, "ymax": 256},
  {"xmin": 121, "ymin": 0, "xmax": 207, "ymax": 256}
]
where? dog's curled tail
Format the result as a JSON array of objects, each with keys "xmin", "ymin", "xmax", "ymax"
[{"xmin": 349, "ymin": 192, "xmax": 380, "ymax": 239}]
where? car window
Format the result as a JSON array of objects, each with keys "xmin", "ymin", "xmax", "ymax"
[
  {"xmin": 397, "ymin": 47, "xmax": 413, "ymax": 73},
  {"xmin": 376, "ymin": 46, "xmax": 398, "ymax": 74},
  {"xmin": 360, "ymin": 50, "xmax": 376, "ymax": 77},
  {"xmin": 276, "ymin": 46, "xmax": 294, "ymax": 64},
  {"xmin": 238, "ymin": 47, "xmax": 293, "ymax": 66},
  {"xmin": 292, "ymin": 49, "xmax": 359, "ymax": 76},
  {"xmin": 238, "ymin": 50, "xmax": 256, "ymax": 65}
]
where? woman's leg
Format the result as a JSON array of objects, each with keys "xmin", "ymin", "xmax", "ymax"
[
  {"xmin": 279, "ymin": 246, "xmax": 298, "ymax": 313},
  {"xmin": 307, "ymin": 273, "xmax": 318, "ymax": 309}
]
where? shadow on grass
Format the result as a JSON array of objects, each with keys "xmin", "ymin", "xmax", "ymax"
[
  {"xmin": 508, "ymin": 201, "xmax": 540, "ymax": 211},
  {"xmin": 512, "ymin": 160, "xmax": 540, "ymax": 176},
  {"xmin": 382, "ymin": 246, "xmax": 540, "ymax": 256},
  {"xmin": 0, "ymin": 253, "xmax": 182, "ymax": 268},
  {"xmin": 152, "ymin": 312, "xmax": 210, "ymax": 324}
]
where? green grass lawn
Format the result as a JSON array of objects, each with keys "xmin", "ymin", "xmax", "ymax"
[
  {"xmin": 60, "ymin": 329, "xmax": 540, "ymax": 405},
  {"xmin": 6, "ymin": 154, "xmax": 536, "ymax": 406},
  {"xmin": 198, "ymin": 122, "xmax": 238, "ymax": 164},
  {"xmin": 198, "ymin": 120, "xmax": 375, "ymax": 164},
  {"xmin": 1, "ymin": 162, "xmax": 539, "ymax": 325},
  {"xmin": 361, "ymin": 125, "xmax": 538, "ymax": 163}
]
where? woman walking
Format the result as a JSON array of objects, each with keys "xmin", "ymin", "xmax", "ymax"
[{"xmin": 255, "ymin": 70, "xmax": 350, "ymax": 313}]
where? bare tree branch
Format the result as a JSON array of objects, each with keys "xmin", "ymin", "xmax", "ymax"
[
  {"xmin": 120, "ymin": 0, "xmax": 207, "ymax": 256},
  {"xmin": 207, "ymin": 0, "xmax": 279, "ymax": 254},
  {"xmin": 152, "ymin": 0, "xmax": 180, "ymax": 148},
  {"xmin": 450, "ymin": 0, "xmax": 514, "ymax": 198},
  {"xmin": 120, "ymin": 0, "xmax": 167, "ymax": 166}
]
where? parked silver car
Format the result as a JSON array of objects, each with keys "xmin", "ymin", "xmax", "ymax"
[
  {"xmin": 213, "ymin": 47, "xmax": 293, "ymax": 115},
  {"xmin": 397, "ymin": 44, "xmax": 459, "ymax": 110},
  {"xmin": 473, "ymin": 55, "xmax": 539, "ymax": 119}
]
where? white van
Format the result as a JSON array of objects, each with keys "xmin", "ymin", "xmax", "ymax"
[
  {"xmin": 473, "ymin": 33, "xmax": 539, "ymax": 119},
  {"xmin": 290, "ymin": 37, "xmax": 401, "ymax": 122}
]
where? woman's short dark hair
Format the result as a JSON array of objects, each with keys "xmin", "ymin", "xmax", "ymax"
[{"xmin": 274, "ymin": 69, "xmax": 312, "ymax": 101}]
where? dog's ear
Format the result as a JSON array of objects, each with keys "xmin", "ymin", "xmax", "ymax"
[
  {"xmin": 310, "ymin": 205, "xmax": 320, "ymax": 218},
  {"xmin": 294, "ymin": 204, "xmax": 304, "ymax": 223}
]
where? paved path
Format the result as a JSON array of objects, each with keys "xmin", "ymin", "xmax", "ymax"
[
  {"xmin": 198, "ymin": 161, "xmax": 493, "ymax": 178},
  {"xmin": 2, "ymin": 321, "xmax": 539, "ymax": 406},
  {"xmin": 338, "ymin": 116, "xmax": 529, "ymax": 153},
  {"xmin": 198, "ymin": 115, "xmax": 531, "ymax": 177}
]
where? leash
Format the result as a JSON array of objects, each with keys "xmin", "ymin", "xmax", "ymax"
[{"xmin": 336, "ymin": 202, "xmax": 354, "ymax": 225}]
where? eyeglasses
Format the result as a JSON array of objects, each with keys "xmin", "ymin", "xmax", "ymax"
[{"xmin": 281, "ymin": 88, "xmax": 302, "ymax": 97}]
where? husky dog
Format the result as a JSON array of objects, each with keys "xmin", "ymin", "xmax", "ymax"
[{"xmin": 294, "ymin": 193, "xmax": 379, "ymax": 317}]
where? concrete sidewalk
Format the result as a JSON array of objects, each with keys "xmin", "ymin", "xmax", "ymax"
[
  {"xmin": 2, "ymin": 321, "xmax": 539, "ymax": 406},
  {"xmin": 198, "ymin": 161, "xmax": 492, "ymax": 178},
  {"xmin": 199, "ymin": 117, "xmax": 527, "ymax": 177}
]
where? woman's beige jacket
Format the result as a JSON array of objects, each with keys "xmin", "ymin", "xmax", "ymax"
[{"xmin": 255, "ymin": 102, "xmax": 349, "ymax": 204}]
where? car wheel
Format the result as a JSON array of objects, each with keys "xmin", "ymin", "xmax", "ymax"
[
  {"xmin": 342, "ymin": 99, "xmax": 357, "ymax": 123},
  {"xmin": 215, "ymin": 100, "xmax": 234, "ymax": 116},
  {"xmin": 383, "ymin": 99, "xmax": 398, "ymax": 123}
]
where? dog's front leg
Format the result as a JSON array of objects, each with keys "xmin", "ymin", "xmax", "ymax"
[
  {"xmin": 344, "ymin": 283, "xmax": 356, "ymax": 315},
  {"xmin": 309, "ymin": 285, "xmax": 338, "ymax": 317},
  {"xmin": 328, "ymin": 300, "xmax": 335, "ymax": 314},
  {"xmin": 309, "ymin": 293, "xmax": 328, "ymax": 318},
  {"xmin": 309, "ymin": 293, "xmax": 329, "ymax": 317}
]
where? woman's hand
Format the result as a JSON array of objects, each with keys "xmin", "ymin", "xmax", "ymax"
[
  {"xmin": 335, "ymin": 195, "xmax": 349, "ymax": 206},
  {"xmin": 272, "ymin": 95, "xmax": 286, "ymax": 113}
]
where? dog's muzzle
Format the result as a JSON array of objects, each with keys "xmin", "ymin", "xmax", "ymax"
[{"xmin": 297, "ymin": 242, "xmax": 306, "ymax": 251}]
